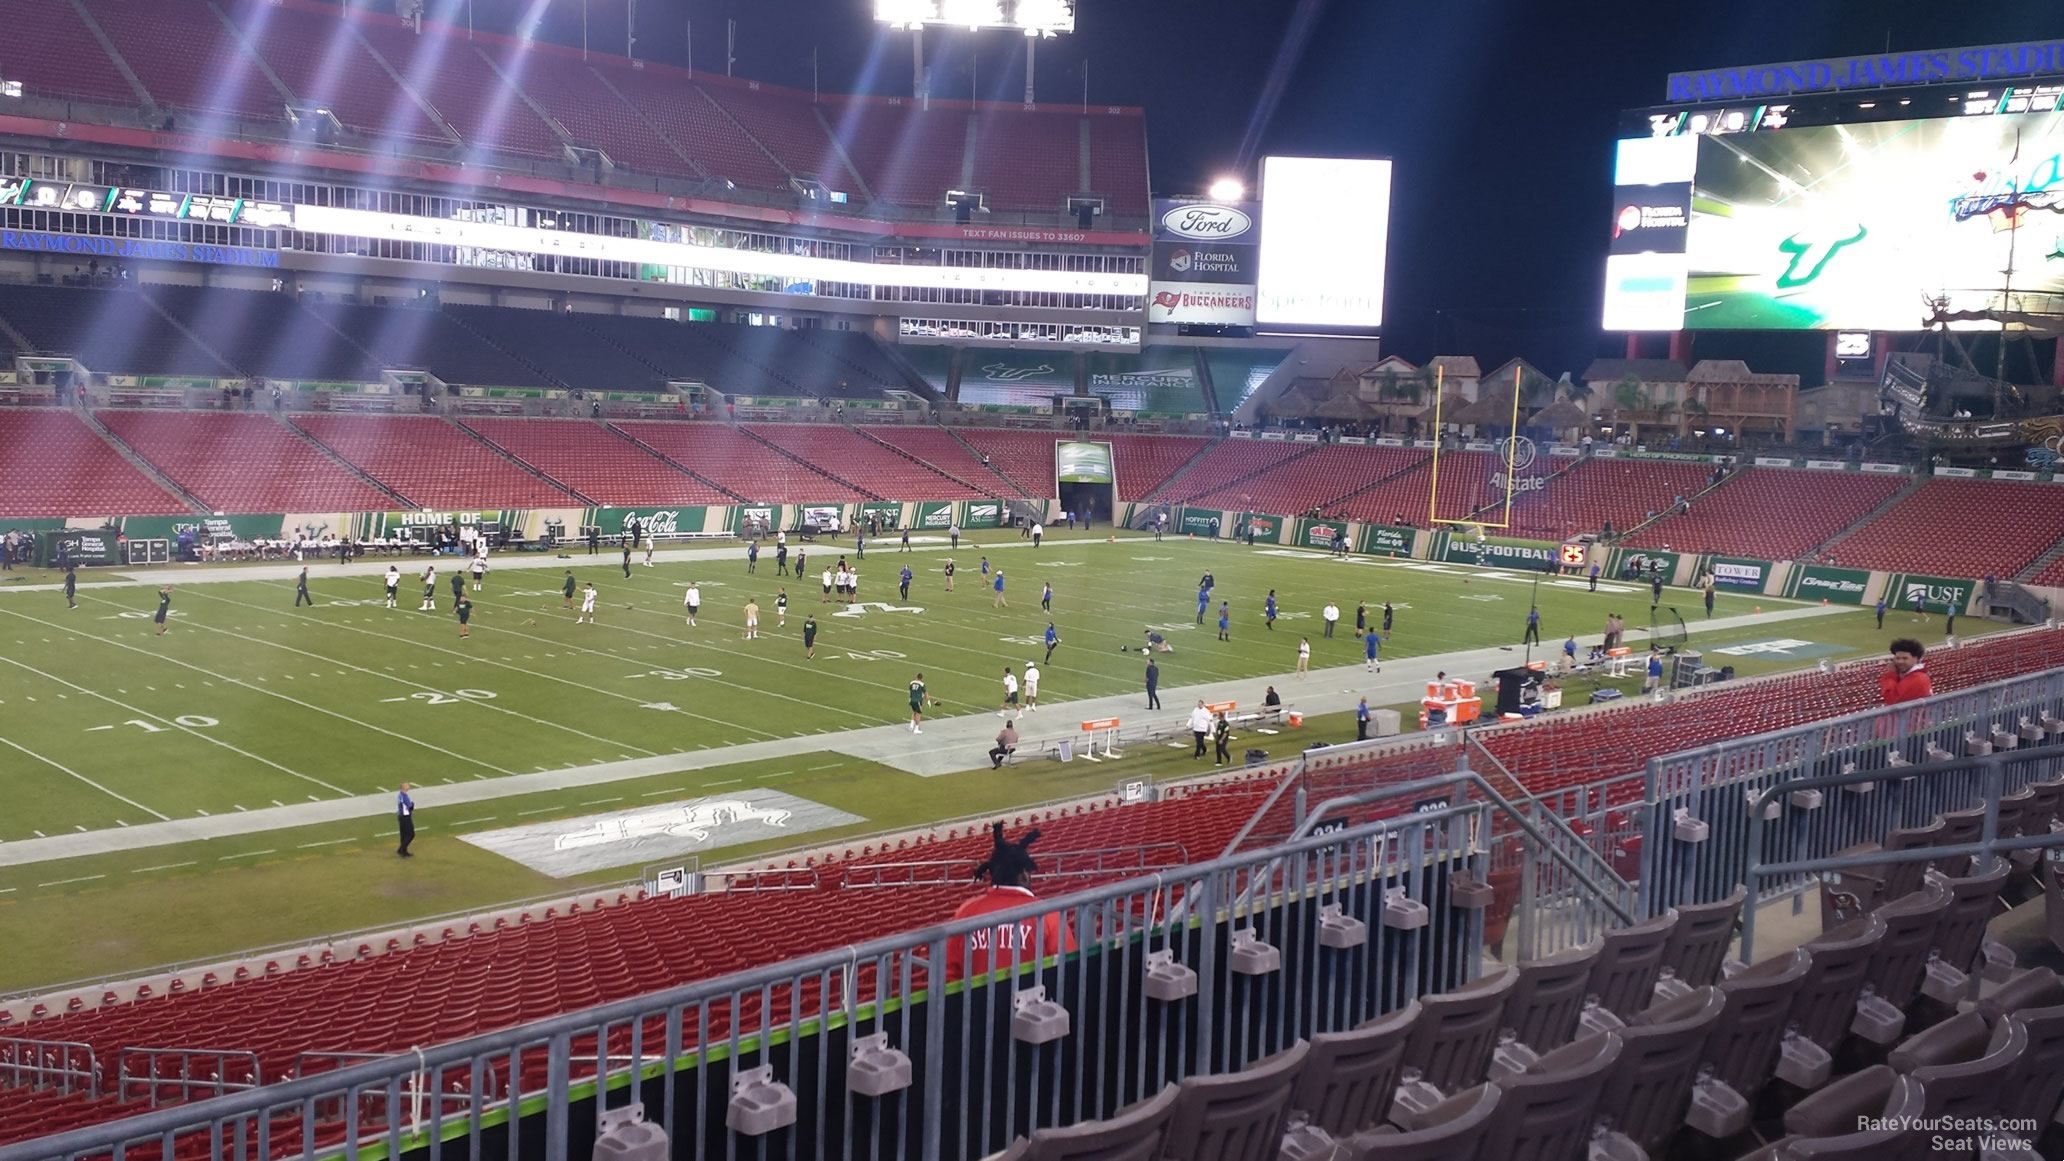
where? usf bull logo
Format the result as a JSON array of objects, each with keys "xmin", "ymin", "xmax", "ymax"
[{"xmin": 552, "ymin": 801, "xmax": 792, "ymax": 851}]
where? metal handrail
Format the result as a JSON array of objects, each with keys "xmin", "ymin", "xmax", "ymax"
[
  {"xmin": 1737, "ymin": 742, "xmax": 2064, "ymax": 959},
  {"xmin": 0, "ymin": 804, "xmax": 1529, "ymax": 1161}
]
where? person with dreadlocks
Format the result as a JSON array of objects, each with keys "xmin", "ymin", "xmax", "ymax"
[{"xmin": 949, "ymin": 822, "xmax": 1078, "ymax": 978}]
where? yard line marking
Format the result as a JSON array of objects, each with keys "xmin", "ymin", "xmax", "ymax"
[
  {"xmin": 197, "ymin": 809, "xmax": 210, "ymax": 817},
  {"xmin": 807, "ymin": 763, "xmax": 844, "ymax": 771},
  {"xmin": 0, "ymin": 736, "xmax": 171, "ymax": 821},
  {"xmin": 271, "ymin": 800, "xmax": 285, "ymax": 808},
  {"xmin": 296, "ymin": 838, "xmax": 354, "ymax": 849},
  {"xmin": 0, "ymin": 645, "xmax": 361, "ymax": 795},
  {"xmin": 37, "ymin": 875, "xmax": 105, "ymax": 888},
  {"xmin": 640, "ymin": 787, "xmax": 688, "ymax": 797},
  {"xmin": 451, "ymin": 816, "xmax": 498, "ymax": 826},
  {"xmin": 131, "ymin": 862, "xmax": 197, "ymax": 874},
  {"xmin": 703, "ymin": 779, "xmax": 742, "ymax": 787},
  {"xmin": 20, "ymin": 602, "xmax": 513, "ymax": 781},
  {"xmin": 579, "ymin": 797, "xmax": 624, "ymax": 806},
  {"xmin": 173, "ymin": 592, "xmax": 672, "ymax": 756},
  {"xmin": 217, "ymin": 850, "xmax": 277, "ymax": 861},
  {"xmin": 233, "ymin": 805, "xmax": 248, "ymax": 812},
  {"xmin": 516, "ymin": 806, "xmax": 558, "ymax": 816}
]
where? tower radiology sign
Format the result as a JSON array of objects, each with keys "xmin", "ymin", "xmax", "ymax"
[{"xmin": 1668, "ymin": 41, "xmax": 2064, "ymax": 101}]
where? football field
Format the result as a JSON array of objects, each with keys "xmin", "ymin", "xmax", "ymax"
[{"xmin": 0, "ymin": 527, "xmax": 1953, "ymax": 991}]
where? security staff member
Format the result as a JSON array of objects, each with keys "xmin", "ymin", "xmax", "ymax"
[{"xmin": 395, "ymin": 783, "xmax": 416, "ymax": 857}]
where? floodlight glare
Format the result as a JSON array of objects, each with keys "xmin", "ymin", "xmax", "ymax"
[
  {"xmin": 873, "ymin": 0, "xmax": 1074, "ymax": 34},
  {"xmin": 1207, "ymin": 177, "xmax": 1245, "ymax": 202}
]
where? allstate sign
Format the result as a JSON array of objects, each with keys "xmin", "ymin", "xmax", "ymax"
[{"xmin": 1154, "ymin": 199, "xmax": 1258, "ymax": 243}]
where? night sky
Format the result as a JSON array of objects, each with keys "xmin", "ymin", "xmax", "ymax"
[{"xmin": 415, "ymin": 0, "xmax": 2064, "ymax": 378}]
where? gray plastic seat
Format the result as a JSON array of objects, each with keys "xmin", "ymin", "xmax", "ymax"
[
  {"xmin": 1931, "ymin": 807, "xmax": 1986, "ymax": 878},
  {"xmin": 1789, "ymin": 914, "xmax": 1888, "ymax": 1063},
  {"xmin": 1584, "ymin": 912, "xmax": 1677, "ymax": 1023},
  {"xmin": 1975, "ymin": 967, "xmax": 2064, "ymax": 1025},
  {"xmin": 998, "ymin": 1084, "xmax": 1179, "ymax": 1161},
  {"xmin": 1161, "ymin": 1040, "xmax": 1308, "ymax": 1161},
  {"xmin": 1591, "ymin": 985, "xmax": 1725, "ymax": 1157},
  {"xmin": 1390, "ymin": 969, "xmax": 1516, "ymax": 1125},
  {"xmin": 1909, "ymin": 1018, "xmax": 2028, "ymax": 1136},
  {"xmin": 1818, "ymin": 820, "xmax": 1941, "ymax": 930},
  {"xmin": 1341, "ymin": 1086, "xmax": 1498, "ymax": 1161},
  {"xmin": 1887, "ymin": 1010, "xmax": 1992, "ymax": 1076},
  {"xmin": 1469, "ymin": 1032, "xmax": 1622, "ymax": 1161},
  {"xmin": 1996, "ymin": 1004, "xmax": 2064, "ymax": 1130},
  {"xmin": 1293, "ymin": 1002, "xmax": 1417, "ymax": 1138},
  {"xmin": 1923, "ymin": 864, "xmax": 2013, "ymax": 1002},
  {"xmin": 1852, "ymin": 881, "xmax": 1950, "ymax": 1045},
  {"xmin": 1738, "ymin": 1065, "xmax": 1930, "ymax": 1160},
  {"xmin": 1657, "ymin": 887, "xmax": 1743, "ymax": 991},
  {"xmin": 1490, "ymin": 942, "xmax": 1600, "ymax": 1076},
  {"xmin": 1691, "ymin": 948, "xmax": 1812, "ymax": 1138}
]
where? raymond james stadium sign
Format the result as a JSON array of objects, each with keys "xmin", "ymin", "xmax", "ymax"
[{"xmin": 1668, "ymin": 41, "xmax": 2064, "ymax": 101}]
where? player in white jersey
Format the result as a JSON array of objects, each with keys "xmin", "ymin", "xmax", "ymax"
[
  {"xmin": 1023, "ymin": 663, "xmax": 1040, "ymax": 711},
  {"xmin": 384, "ymin": 565, "xmax": 400, "ymax": 609},
  {"xmin": 643, "ymin": 532, "xmax": 655, "ymax": 567},
  {"xmin": 577, "ymin": 583, "xmax": 598, "ymax": 624},
  {"xmin": 683, "ymin": 583, "xmax": 701, "ymax": 626},
  {"xmin": 470, "ymin": 549, "xmax": 487, "ymax": 591},
  {"xmin": 999, "ymin": 666, "xmax": 1020, "ymax": 718},
  {"xmin": 419, "ymin": 564, "xmax": 437, "ymax": 611}
]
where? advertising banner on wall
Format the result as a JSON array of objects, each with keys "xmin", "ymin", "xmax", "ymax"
[
  {"xmin": 1786, "ymin": 564, "xmax": 1871, "ymax": 604},
  {"xmin": 36, "ymin": 528, "xmax": 122, "ymax": 567},
  {"xmin": 915, "ymin": 501, "xmax": 957, "ymax": 531},
  {"xmin": 1241, "ymin": 513, "xmax": 1282, "ymax": 543},
  {"xmin": 1890, "ymin": 573, "xmax": 1976, "ymax": 612},
  {"xmin": 1179, "ymin": 507, "xmax": 1224, "ymax": 536},
  {"xmin": 859, "ymin": 502, "xmax": 903, "ymax": 529},
  {"xmin": 1360, "ymin": 525, "xmax": 1417, "ymax": 556},
  {"xmin": 1440, "ymin": 533, "xmax": 1558, "ymax": 570},
  {"xmin": 1297, "ymin": 519, "xmax": 1352, "ymax": 550},
  {"xmin": 732, "ymin": 505, "xmax": 780, "ymax": 535},
  {"xmin": 960, "ymin": 500, "xmax": 1004, "ymax": 529},
  {"xmin": 1055, "ymin": 442, "xmax": 1116, "ymax": 484},
  {"xmin": 1707, "ymin": 556, "xmax": 1771, "ymax": 592},
  {"xmin": 1150, "ymin": 198, "xmax": 1259, "ymax": 326},
  {"xmin": 592, "ymin": 507, "xmax": 709, "ymax": 538}
]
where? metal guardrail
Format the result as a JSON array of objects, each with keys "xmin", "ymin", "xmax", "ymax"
[
  {"xmin": 0, "ymin": 1039, "xmax": 98, "ymax": 1099},
  {"xmin": 0, "ymin": 777, "xmax": 1576, "ymax": 1161},
  {"xmin": 1736, "ymin": 747, "xmax": 2064, "ymax": 960},
  {"xmin": 1637, "ymin": 668, "xmax": 2064, "ymax": 916}
]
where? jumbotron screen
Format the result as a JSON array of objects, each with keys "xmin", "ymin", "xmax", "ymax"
[{"xmin": 1603, "ymin": 108, "xmax": 2064, "ymax": 330}]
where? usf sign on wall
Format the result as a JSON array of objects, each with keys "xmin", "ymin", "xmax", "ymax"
[
  {"xmin": 1438, "ymin": 530, "xmax": 1557, "ymax": 570},
  {"xmin": 1888, "ymin": 574, "xmax": 1976, "ymax": 611},
  {"xmin": 1785, "ymin": 565, "xmax": 1870, "ymax": 605}
]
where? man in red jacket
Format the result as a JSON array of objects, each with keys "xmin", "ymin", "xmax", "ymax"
[
  {"xmin": 948, "ymin": 823, "xmax": 1077, "ymax": 978},
  {"xmin": 1881, "ymin": 638, "xmax": 1933, "ymax": 705}
]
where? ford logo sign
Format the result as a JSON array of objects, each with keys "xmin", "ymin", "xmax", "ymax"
[{"xmin": 1161, "ymin": 204, "xmax": 1252, "ymax": 241}]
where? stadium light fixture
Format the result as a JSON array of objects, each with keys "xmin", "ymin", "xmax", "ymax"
[
  {"xmin": 1207, "ymin": 177, "xmax": 1245, "ymax": 203},
  {"xmin": 873, "ymin": 0, "xmax": 1074, "ymax": 35}
]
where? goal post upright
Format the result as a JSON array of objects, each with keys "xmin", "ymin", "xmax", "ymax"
[{"xmin": 1427, "ymin": 363, "xmax": 1523, "ymax": 531}]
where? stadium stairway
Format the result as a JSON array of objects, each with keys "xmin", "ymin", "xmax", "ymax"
[
  {"xmin": 847, "ymin": 423, "xmax": 1002, "ymax": 499},
  {"xmin": 1152, "ymin": 439, "xmax": 1320, "ymax": 505},
  {"xmin": 1808, "ymin": 471, "xmax": 1930, "ymax": 561},
  {"xmin": 737, "ymin": 426, "xmax": 886, "ymax": 501},
  {"xmin": 603, "ymin": 424, "xmax": 749, "ymax": 502},
  {"xmin": 450, "ymin": 420, "xmax": 600, "ymax": 505},
  {"xmin": 72, "ymin": 407, "xmax": 208, "ymax": 515},
  {"xmin": 2018, "ymin": 535, "xmax": 2064, "ymax": 584},
  {"xmin": 1313, "ymin": 447, "xmax": 1433, "ymax": 517},
  {"xmin": 269, "ymin": 414, "xmax": 409, "ymax": 509},
  {"xmin": 937, "ymin": 425, "xmax": 1034, "ymax": 498},
  {"xmin": 1613, "ymin": 462, "xmax": 1742, "ymax": 543},
  {"xmin": 1104, "ymin": 433, "xmax": 1217, "ymax": 503}
]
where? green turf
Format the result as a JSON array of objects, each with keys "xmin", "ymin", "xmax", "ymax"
[{"xmin": 0, "ymin": 529, "xmax": 1858, "ymax": 992}]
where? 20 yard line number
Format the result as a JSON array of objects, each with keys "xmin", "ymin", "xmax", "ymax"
[{"xmin": 380, "ymin": 689, "xmax": 500, "ymax": 705}]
